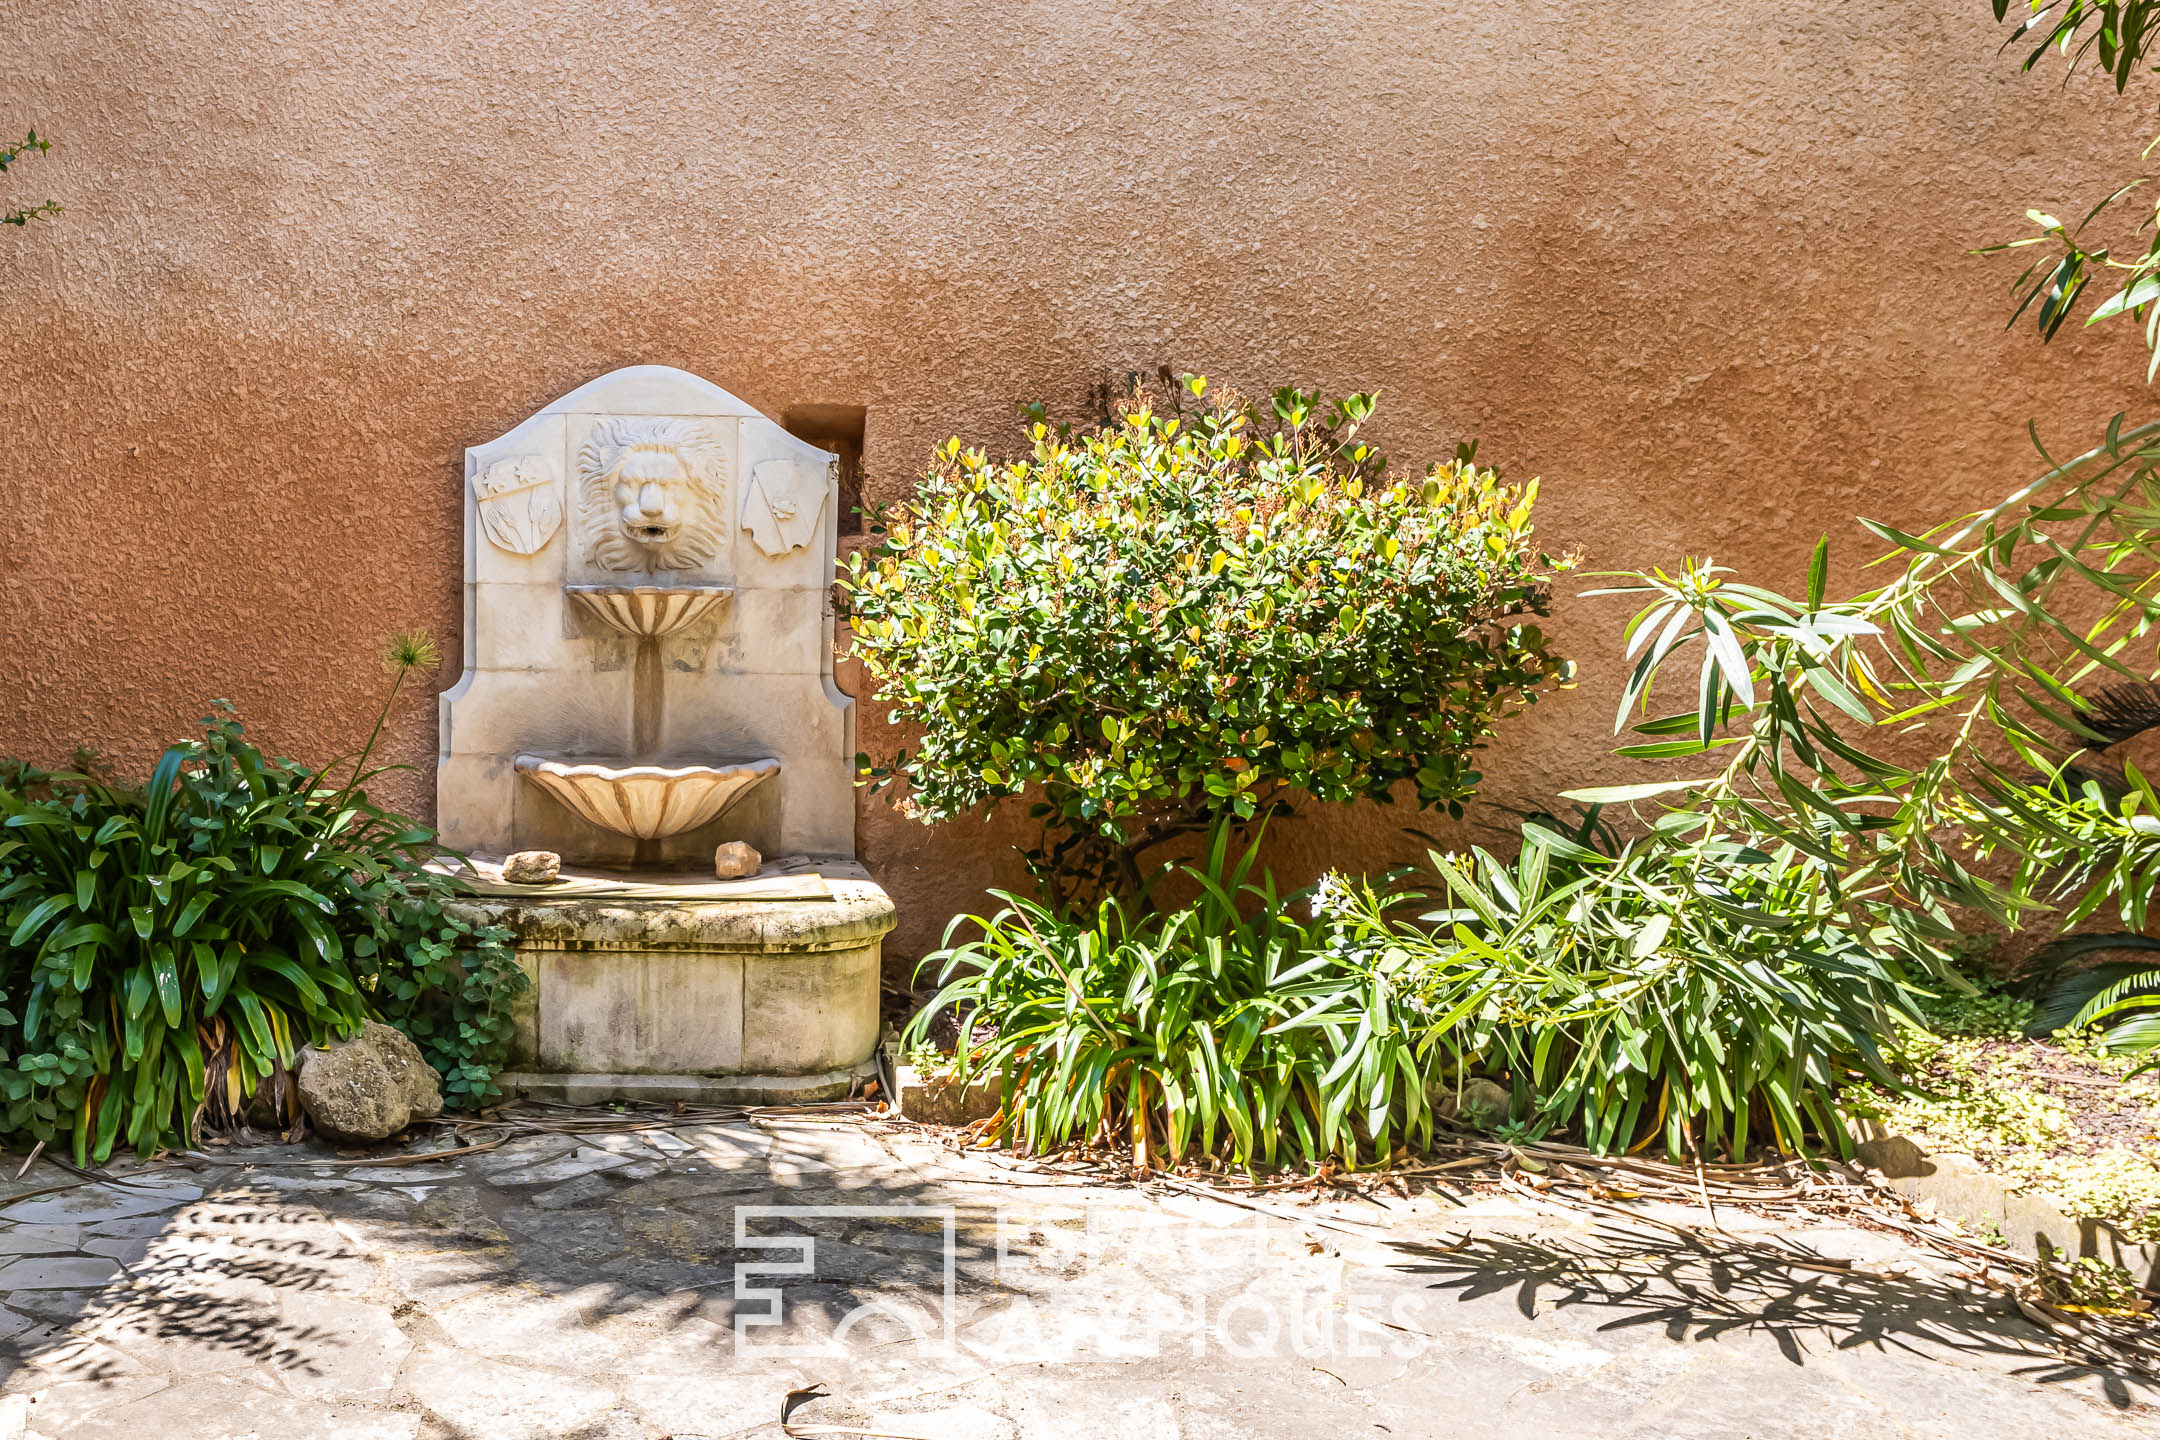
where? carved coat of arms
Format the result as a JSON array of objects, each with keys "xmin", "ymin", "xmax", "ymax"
[
  {"xmin": 741, "ymin": 457, "xmax": 831, "ymax": 556},
  {"xmin": 474, "ymin": 455, "xmax": 563, "ymax": 555}
]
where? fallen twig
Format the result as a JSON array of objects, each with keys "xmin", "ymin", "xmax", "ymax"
[
  {"xmin": 781, "ymin": 1383, "xmax": 946, "ymax": 1439},
  {"xmin": 1147, "ymin": 1174, "xmax": 1389, "ymax": 1241}
]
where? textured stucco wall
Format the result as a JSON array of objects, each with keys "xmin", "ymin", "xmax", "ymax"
[{"xmin": 2, "ymin": 1, "xmax": 2153, "ymax": 961}]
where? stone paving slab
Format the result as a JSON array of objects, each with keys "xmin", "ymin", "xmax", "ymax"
[{"xmin": 0, "ymin": 1118, "xmax": 2149, "ymax": 1438}]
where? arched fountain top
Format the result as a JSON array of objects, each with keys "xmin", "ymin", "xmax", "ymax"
[{"xmin": 500, "ymin": 365, "xmax": 768, "ymax": 428}]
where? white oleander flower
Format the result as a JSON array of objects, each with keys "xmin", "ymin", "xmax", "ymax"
[{"xmin": 1308, "ymin": 870, "xmax": 1356, "ymax": 922}]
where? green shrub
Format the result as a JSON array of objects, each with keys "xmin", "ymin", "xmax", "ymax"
[
  {"xmin": 0, "ymin": 703, "xmax": 525, "ymax": 1162},
  {"xmin": 842, "ymin": 374, "xmax": 1569, "ymax": 900},
  {"xmin": 904, "ymin": 822, "xmax": 1438, "ymax": 1169},
  {"xmin": 1323, "ymin": 812, "xmax": 1927, "ymax": 1160}
]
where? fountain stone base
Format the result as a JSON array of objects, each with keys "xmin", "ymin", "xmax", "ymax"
[{"xmin": 442, "ymin": 859, "xmax": 894, "ymax": 1105}]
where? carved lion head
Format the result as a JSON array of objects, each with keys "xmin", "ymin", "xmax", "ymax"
[{"xmin": 577, "ymin": 417, "xmax": 727, "ymax": 572}]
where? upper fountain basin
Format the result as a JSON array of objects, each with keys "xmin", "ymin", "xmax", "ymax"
[
  {"xmin": 565, "ymin": 584, "xmax": 734, "ymax": 638},
  {"xmin": 515, "ymin": 755, "xmax": 779, "ymax": 839}
]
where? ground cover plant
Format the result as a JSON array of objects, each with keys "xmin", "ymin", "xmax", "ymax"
[
  {"xmin": 903, "ymin": 821, "xmax": 1437, "ymax": 1170},
  {"xmin": 1846, "ymin": 984, "xmax": 2160, "ymax": 1240},
  {"xmin": 0, "ymin": 637, "xmax": 524, "ymax": 1162},
  {"xmin": 842, "ymin": 371, "xmax": 1569, "ymax": 905}
]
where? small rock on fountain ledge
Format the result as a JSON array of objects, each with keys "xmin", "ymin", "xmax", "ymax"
[
  {"xmin": 714, "ymin": 841, "xmax": 762, "ymax": 879},
  {"xmin": 502, "ymin": 850, "xmax": 562, "ymax": 885}
]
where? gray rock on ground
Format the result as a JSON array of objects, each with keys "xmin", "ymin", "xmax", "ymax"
[
  {"xmin": 297, "ymin": 1020, "xmax": 445, "ymax": 1143},
  {"xmin": 1450, "ymin": 1076, "xmax": 1514, "ymax": 1132},
  {"xmin": 713, "ymin": 841, "xmax": 761, "ymax": 879},
  {"xmin": 241, "ymin": 1067, "xmax": 299, "ymax": 1132},
  {"xmin": 896, "ymin": 1062, "xmax": 1001, "ymax": 1125},
  {"xmin": 501, "ymin": 849, "xmax": 562, "ymax": 884},
  {"xmin": 1856, "ymin": 1133, "xmax": 1930, "ymax": 1179}
]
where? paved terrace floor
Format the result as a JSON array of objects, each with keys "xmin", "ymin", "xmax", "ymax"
[{"xmin": 0, "ymin": 1111, "xmax": 2150, "ymax": 1439}]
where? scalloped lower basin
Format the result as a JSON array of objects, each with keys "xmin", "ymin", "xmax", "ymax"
[{"xmin": 514, "ymin": 755, "xmax": 779, "ymax": 840}]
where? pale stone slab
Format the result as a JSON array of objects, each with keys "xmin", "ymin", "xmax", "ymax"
[
  {"xmin": 496, "ymin": 1068, "xmax": 867, "ymax": 1106},
  {"xmin": 0, "ymin": 1362, "xmax": 168, "ymax": 1439},
  {"xmin": 381, "ymin": 1249, "xmax": 518, "ymax": 1308},
  {"xmin": 1, "ymin": 1184, "xmax": 195, "ymax": 1224},
  {"xmin": 436, "ymin": 1288, "xmax": 624, "ymax": 1370},
  {"xmin": 79, "ymin": 1236, "xmax": 151, "ymax": 1265},
  {"xmin": 0, "ymin": 1255, "xmax": 121, "ymax": 1289},
  {"xmin": 56, "ymin": 1376, "xmax": 422, "ymax": 1440},
  {"xmin": 679, "ymin": 1123, "xmax": 774, "ymax": 1162},
  {"xmin": 0, "ymin": 1223, "xmax": 81, "ymax": 1254},
  {"xmin": 475, "ymin": 1135, "xmax": 582, "ymax": 1177},
  {"xmin": 486, "ymin": 1147, "xmax": 636, "ymax": 1188},
  {"xmin": 470, "ymin": 581, "xmax": 578, "ymax": 671},
  {"xmin": 659, "ymin": 672, "xmax": 857, "ymax": 857},
  {"xmin": 243, "ymin": 1174, "xmax": 358, "ymax": 1194},
  {"xmin": 715, "ymin": 585, "xmax": 833, "ymax": 674},
  {"xmin": 81, "ymin": 1213, "xmax": 179, "ymax": 1237},
  {"xmin": 763, "ymin": 1123, "xmax": 897, "ymax": 1173},
  {"xmin": 270, "ymin": 1289, "xmax": 415, "ymax": 1403},
  {"xmin": 341, "ymin": 1165, "xmax": 466, "ymax": 1185},
  {"xmin": 442, "ymin": 857, "xmax": 835, "ymax": 901},
  {"xmin": 622, "ymin": 1373, "xmax": 725, "ymax": 1437},
  {"xmin": 867, "ymin": 1404, "xmax": 1013, "ymax": 1440}
]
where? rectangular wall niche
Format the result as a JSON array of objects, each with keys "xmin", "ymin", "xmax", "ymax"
[{"xmin": 782, "ymin": 404, "xmax": 866, "ymax": 536}]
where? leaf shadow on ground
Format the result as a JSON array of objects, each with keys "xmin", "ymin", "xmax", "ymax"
[
  {"xmin": 0, "ymin": 1126, "xmax": 1027, "ymax": 1439},
  {"xmin": 1394, "ymin": 1218, "xmax": 2160, "ymax": 1411}
]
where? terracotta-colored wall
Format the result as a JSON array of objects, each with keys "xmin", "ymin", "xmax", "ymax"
[{"xmin": 2, "ymin": 2, "xmax": 2151, "ymax": 961}]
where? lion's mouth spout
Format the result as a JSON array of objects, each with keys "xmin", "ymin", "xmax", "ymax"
[{"xmin": 630, "ymin": 523, "xmax": 678, "ymax": 545}]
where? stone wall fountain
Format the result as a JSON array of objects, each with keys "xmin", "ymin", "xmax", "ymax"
[{"xmin": 436, "ymin": 366, "xmax": 894, "ymax": 1104}]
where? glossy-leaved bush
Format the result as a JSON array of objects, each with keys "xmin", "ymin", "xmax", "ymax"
[{"xmin": 842, "ymin": 375, "xmax": 1570, "ymax": 897}]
